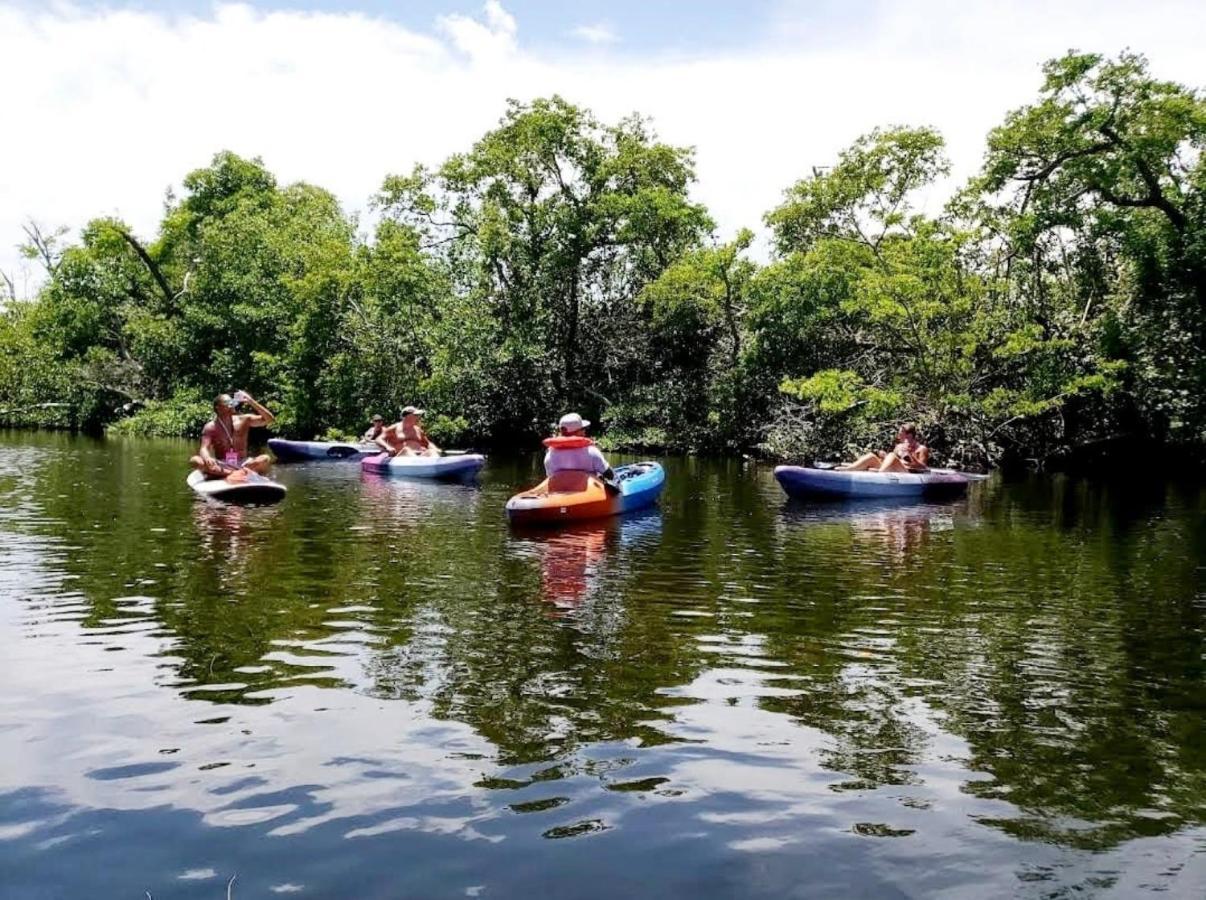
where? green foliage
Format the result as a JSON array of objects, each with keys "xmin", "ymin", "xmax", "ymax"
[
  {"xmin": 972, "ymin": 50, "xmax": 1206, "ymax": 448},
  {"xmin": 3, "ymin": 60, "xmax": 1204, "ymax": 466},
  {"xmin": 107, "ymin": 389, "xmax": 214, "ymax": 438},
  {"xmin": 376, "ymin": 96, "xmax": 713, "ymax": 439},
  {"xmin": 781, "ymin": 370, "xmax": 904, "ymax": 417}
]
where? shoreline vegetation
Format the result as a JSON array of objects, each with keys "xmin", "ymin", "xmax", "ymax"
[{"xmin": 1, "ymin": 51, "xmax": 1203, "ymax": 470}]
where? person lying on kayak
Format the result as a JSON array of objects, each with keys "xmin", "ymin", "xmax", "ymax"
[
  {"xmin": 837, "ymin": 423, "xmax": 930, "ymax": 473},
  {"xmin": 544, "ymin": 413, "xmax": 614, "ymax": 482},
  {"xmin": 189, "ymin": 391, "xmax": 275, "ymax": 479},
  {"xmin": 375, "ymin": 406, "xmax": 441, "ymax": 457},
  {"xmin": 362, "ymin": 414, "xmax": 385, "ymax": 443}
]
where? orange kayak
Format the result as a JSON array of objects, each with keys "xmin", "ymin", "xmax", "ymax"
[{"xmin": 505, "ymin": 463, "xmax": 665, "ymax": 526}]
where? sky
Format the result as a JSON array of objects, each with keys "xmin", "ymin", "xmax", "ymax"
[{"xmin": 1, "ymin": 0, "xmax": 1203, "ymax": 293}]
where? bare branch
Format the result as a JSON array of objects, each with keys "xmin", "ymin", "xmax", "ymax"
[{"xmin": 20, "ymin": 220, "xmax": 65, "ymax": 274}]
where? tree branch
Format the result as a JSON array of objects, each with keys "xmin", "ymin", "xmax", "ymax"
[{"xmin": 111, "ymin": 226, "xmax": 177, "ymax": 308}]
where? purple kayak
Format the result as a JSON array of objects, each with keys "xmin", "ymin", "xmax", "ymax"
[
  {"xmin": 361, "ymin": 452, "xmax": 486, "ymax": 481},
  {"xmin": 775, "ymin": 466, "xmax": 972, "ymax": 499}
]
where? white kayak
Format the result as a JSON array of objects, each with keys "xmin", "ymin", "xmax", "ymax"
[
  {"xmin": 268, "ymin": 438, "xmax": 377, "ymax": 462},
  {"xmin": 775, "ymin": 465, "xmax": 976, "ymax": 499},
  {"xmin": 186, "ymin": 469, "xmax": 287, "ymax": 505},
  {"xmin": 361, "ymin": 452, "xmax": 486, "ymax": 481}
]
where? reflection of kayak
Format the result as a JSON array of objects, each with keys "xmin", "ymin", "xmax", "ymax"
[
  {"xmin": 360, "ymin": 452, "xmax": 486, "ymax": 481},
  {"xmin": 506, "ymin": 462, "xmax": 665, "ymax": 526},
  {"xmin": 186, "ymin": 469, "xmax": 286, "ymax": 505},
  {"xmin": 774, "ymin": 465, "xmax": 970, "ymax": 499},
  {"xmin": 268, "ymin": 438, "xmax": 377, "ymax": 462}
]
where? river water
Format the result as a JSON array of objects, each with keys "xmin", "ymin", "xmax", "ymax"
[{"xmin": 0, "ymin": 430, "xmax": 1203, "ymax": 898}]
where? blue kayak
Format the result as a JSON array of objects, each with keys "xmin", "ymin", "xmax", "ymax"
[
  {"xmin": 506, "ymin": 462, "xmax": 665, "ymax": 525},
  {"xmin": 775, "ymin": 465, "xmax": 971, "ymax": 499},
  {"xmin": 269, "ymin": 438, "xmax": 377, "ymax": 462}
]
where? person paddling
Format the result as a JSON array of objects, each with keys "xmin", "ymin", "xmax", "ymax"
[
  {"xmin": 544, "ymin": 413, "xmax": 614, "ymax": 483},
  {"xmin": 837, "ymin": 423, "xmax": 930, "ymax": 473},
  {"xmin": 190, "ymin": 391, "xmax": 275, "ymax": 480},
  {"xmin": 362, "ymin": 414, "xmax": 386, "ymax": 443},
  {"xmin": 375, "ymin": 406, "xmax": 441, "ymax": 458}
]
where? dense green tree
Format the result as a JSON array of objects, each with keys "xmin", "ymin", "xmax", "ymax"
[
  {"xmin": 613, "ymin": 229, "xmax": 757, "ymax": 450},
  {"xmin": 1, "ymin": 61, "xmax": 1203, "ymax": 466},
  {"xmin": 760, "ymin": 127, "xmax": 1118, "ymax": 464},
  {"xmin": 973, "ymin": 51, "xmax": 1206, "ymax": 450},
  {"xmin": 375, "ymin": 96, "xmax": 713, "ymax": 440}
]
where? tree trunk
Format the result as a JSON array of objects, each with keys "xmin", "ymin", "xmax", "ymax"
[
  {"xmin": 563, "ymin": 265, "xmax": 580, "ymax": 399},
  {"xmin": 113, "ymin": 227, "xmax": 177, "ymax": 310},
  {"xmin": 720, "ymin": 266, "xmax": 741, "ymax": 368}
]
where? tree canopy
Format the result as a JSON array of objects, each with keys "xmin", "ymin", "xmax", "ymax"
[{"xmin": 2, "ymin": 53, "xmax": 1203, "ymax": 467}]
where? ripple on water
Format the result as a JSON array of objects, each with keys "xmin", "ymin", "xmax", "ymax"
[{"xmin": 1, "ymin": 439, "xmax": 1204, "ymax": 897}]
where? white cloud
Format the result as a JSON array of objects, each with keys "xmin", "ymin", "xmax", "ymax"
[
  {"xmin": 438, "ymin": 0, "xmax": 517, "ymax": 61},
  {"xmin": 0, "ymin": 0, "xmax": 1203, "ymax": 293},
  {"xmin": 570, "ymin": 23, "xmax": 618, "ymax": 45}
]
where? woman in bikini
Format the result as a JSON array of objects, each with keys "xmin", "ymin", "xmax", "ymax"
[{"xmin": 837, "ymin": 423, "xmax": 930, "ymax": 473}]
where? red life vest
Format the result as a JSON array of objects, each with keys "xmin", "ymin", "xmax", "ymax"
[{"xmin": 542, "ymin": 436, "xmax": 594, "ymax": 449}]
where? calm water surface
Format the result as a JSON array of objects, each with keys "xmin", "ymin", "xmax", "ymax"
[{"xmin": 1, "ymin": 431, "xmax": 1203, "ymax": 898}]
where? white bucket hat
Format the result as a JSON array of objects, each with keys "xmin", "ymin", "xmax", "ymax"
[{"xmin": 557, "ymin": 412, "xmax": 590, "ymax": 432}]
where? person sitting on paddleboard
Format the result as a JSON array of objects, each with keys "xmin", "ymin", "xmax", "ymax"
[
  {"xmin": 362, "ymin": 414, "xmax": 386, "ymax": 443},
  {"xmin": 190, "ymin": 391, "xmax": 275, "ymax": 479},
  {"xmin": 837, "ymin": 423, "xmax": 930, "ymax": 473},
  {"xmin": 544, "ymin": 413, "xmax": 615, "ymax": 484},
  {"xmin": 375, "ymin": 406, "xmax": 441, "ymax": 458}
]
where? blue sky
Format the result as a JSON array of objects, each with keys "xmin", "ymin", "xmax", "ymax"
[
  {"xmin": 12, "ymin": 0, "xmax": 819, "ymax": 52},
  {"xmin": 1, "ymin": 1, "xmax": 1203, "ymax": 288},
  {"xmin": 12, "ymin": 0, "xmax": 802, "ymax": 54}
]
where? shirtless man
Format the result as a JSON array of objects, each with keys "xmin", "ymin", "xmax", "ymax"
[
  {"xmin": 374, "ymin": 406, "xmax": 441, "ymax": 458},
  {"xmin": 189, "ymin": 391, "xmax": 276, "ymax": 479}
]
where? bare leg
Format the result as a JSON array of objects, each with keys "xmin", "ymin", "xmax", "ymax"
[
  {"xmin": 190, "ymin": 455, "xmax": 225, "ymax": 478},
  {"xmin": 243, "ymin": 454, "xmax": 273, "ymax": 475},
  {"xmin": 837, "ymin": 452, "xmax": 882, "ymax": 471},
  {"xmin": 877, "ymin": 452, "xmax": 910, "ymax": 473}
]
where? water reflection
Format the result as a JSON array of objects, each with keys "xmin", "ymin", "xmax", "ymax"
[
  {"xmin": 509, "ymin": 512, "xmax": 663, "ymax": 611},
  {"xmin": 359, "ymin": 468, "xmax": 483, "ymax": 525},
  {"xmin": 0, "ymin": 434, "xmax": 1203, "ymax": 897},
  {"xmin": 779, "ymin": 497, "xmax": 970, "ymax": 565}
]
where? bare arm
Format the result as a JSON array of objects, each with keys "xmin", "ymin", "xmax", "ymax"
[
  {"xmin": 377, "ymin": 425, "xmax": 403, "ymax": 456},
  {"xmin": 420, "ymin": 427, "xmax": 441, "ymax": 454},
  {"xmin": 198, "ymin": 423, "xmax": 229, "ymax": 471},
  {"xmin": 235, "ymin": 391, "xmax": 275, "ymax": 427},
  {"xmin": 591, "ymin": 447, "xmax": 614, "ymax": 480}
]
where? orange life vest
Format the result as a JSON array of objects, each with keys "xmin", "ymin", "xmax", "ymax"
[{"xmin": 542, "ymin": 435, "xmax": 594, "ymax": 449}]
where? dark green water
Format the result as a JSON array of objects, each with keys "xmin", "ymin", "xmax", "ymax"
[{"xmin": 1, "ymin": 430, "xmax": 1203, "ymax": 898}]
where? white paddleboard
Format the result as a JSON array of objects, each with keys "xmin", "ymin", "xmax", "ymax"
[{"xmin": 186, "ymin": 469, "xmax": 287, "ymax": 505}]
